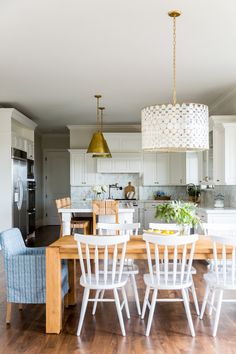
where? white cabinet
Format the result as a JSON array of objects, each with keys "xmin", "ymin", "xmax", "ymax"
[
  {"xmin": 213, "ymin": 120, "xmax": 236, "ymax": 185},
  {"xmin": 70, "ymin": 150, "xmax": 97, "ymax": 186},
  {"xmin": 103, "ymin": 133, "xmax": 141, "ymax": 152},
  {"xmin": 143, "ymin": 153, "xmax": 169, "ymax": 186},
  {"xmin": 186, "ymin": 152, "xmax": 202, "ymax": 185},
  {"xmin": 97, "ymin": 153, "xmax": 141, "ymax": 173},
  {"xmin": 169, "ymin": 153, "xmax": 186, "ymax": 185},
  {"xmin": 26, "ymin": 140, "xmax": 34, "ymax": 160},
  {"xmin": 12, "ymin": 133, "xmax": 27, "ymax": 152},
  {"xmin": 196, "ymin": 208, "xmax": 236, "ymax": 224}
]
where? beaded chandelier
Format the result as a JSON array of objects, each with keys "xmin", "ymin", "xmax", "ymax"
[{"xmin": 142, "ymin": 10, "xmax": 209, "ymax": 152}]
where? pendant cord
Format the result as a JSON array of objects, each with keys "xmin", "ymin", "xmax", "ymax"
[
  {"xmin": 96, "ymin": 97, "xmax": 100, "ymax": 131},
  {"xmin": 173, "ymin": 16, "xmax": 177, "ymax": 106}
]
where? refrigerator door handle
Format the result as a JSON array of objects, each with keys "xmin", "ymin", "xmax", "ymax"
[{"xmin": 17, "ymin": 178, "xmax": 23, "ymax": 210}]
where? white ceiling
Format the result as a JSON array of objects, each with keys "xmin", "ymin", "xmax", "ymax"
[{"xmin": 0, "ymin": 0, "xmax": 236, "ymax": 132}]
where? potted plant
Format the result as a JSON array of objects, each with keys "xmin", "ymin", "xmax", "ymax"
[
  {"xmin": 186, "ymin": 184, "xmax": 201, "ymax": 203},
  {"xmin": 155, "ymin": 201, "xmax": 200, "ymax": 235}
]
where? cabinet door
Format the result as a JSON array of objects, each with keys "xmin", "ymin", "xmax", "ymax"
[
  {"xmin": 224, "ymin": 125, "xmax": 236, "ymax": 184},
  {"xmin": 85, "ymin": 155, "xmax": 97, "ymax": 185},
  {"xmin": 186, "ymin": 152, "xmax": 199, "ymax": 184},
  {"xmin": 27, "ymin": 140, "xmax": 34, "ymax": 160},
  {"xmin": 169, "ymin": 153, "xmax": 186, "ymax": 185},
  {"xmin": 70, "ymin": 153, "xmax": 85, "ymax": 186},
  {"xmin": 143, "ymin": 153, "xmax": 157, "ymax": 186},
  {"xmin": 156, "ymin": 153, "xmax": 169, "ymax": 185}
]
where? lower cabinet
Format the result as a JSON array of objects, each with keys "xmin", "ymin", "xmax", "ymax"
[{"xmin": 196, "ymin": 208, "xmax": 236, "ymax": 224}]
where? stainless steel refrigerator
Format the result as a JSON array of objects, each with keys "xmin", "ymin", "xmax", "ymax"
[{"xmin": 12, "ymin": 148, "xmax": 27, "ymax": 239}]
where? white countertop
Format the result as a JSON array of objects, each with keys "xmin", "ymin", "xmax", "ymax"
[
  {"xmin": 197, "ymin": 207, "xmax": 236, "ymax": 214},
  {"xmin": 59, "ymin": 202, "xmax": 134, "ymax": 213}
]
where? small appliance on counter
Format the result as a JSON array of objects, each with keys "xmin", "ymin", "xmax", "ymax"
[{"xmin": 214, "ymin": 194, "xmax": 224, "ymax": 208}]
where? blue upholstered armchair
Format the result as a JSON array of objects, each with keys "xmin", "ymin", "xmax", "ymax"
[{"xmin": 0, "ymin": 228, "xmax": 69, "ymax": 323}]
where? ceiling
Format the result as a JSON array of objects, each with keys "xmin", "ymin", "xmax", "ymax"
[{"xmin": 0, "ymin": 0, "xmax": 236, "ymax": 132}]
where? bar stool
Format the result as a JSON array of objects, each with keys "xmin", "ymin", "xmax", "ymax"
[
  {"xmin": 55, "ymin": 197, "xmax": 91, "ymax": 236},
  {"xmin": 92, "ymin": 200, "xmax": 119, "ymax": 235}
]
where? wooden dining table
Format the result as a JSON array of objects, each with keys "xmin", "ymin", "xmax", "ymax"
[{"xmin": 46, "ymin": 234, "xmax": 215, "ymax": 334}]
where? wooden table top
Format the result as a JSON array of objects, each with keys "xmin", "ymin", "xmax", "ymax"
[{"xmin": 47, "ymin": 235, "xmax": 216, "ymax": 260}]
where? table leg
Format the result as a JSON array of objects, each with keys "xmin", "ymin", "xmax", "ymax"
[
  {"xmin": 62, "ymin": 212, "xmax": 72, "ymax": 236},
  {"xmin": 68, "ymin": 260, "xmax": 77, "ymax": 305},
  {"xmin": 46, "ymin": 247, "xmax": 62, "ymax": 334}
]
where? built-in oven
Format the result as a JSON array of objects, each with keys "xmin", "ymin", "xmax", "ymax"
[
  {"xmin": 27, "ymin": 159, "xmax": 34, "ymax": 180},
  {"xmin": 27, "ymin": 181, "xmax": 36, "ymax": 234}
]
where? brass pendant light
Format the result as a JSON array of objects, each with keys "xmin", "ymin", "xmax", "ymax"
[
  {"xmin": 87, "ymin": 95, "xmax": 112, "ymax": 157},
  {"xmin": 92, "ymin": 106, "xmax": 112, "ymax": 158}
]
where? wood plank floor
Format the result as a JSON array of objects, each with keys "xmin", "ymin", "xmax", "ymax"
[{"xmin": 1, "ymin": 226, "xmax": 236, "ymax": 354}]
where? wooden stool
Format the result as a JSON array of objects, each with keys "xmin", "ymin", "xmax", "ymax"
[
  {"xmin": 92, "ymin": 200, "xmax": 119, "ymax": 234},
  {"xmin": 71, "ymin": 219, "xmax": 90, "ymax": 235},
  {"xmin": 55, "ymin": 197, "xmax": 91, "ymax": 237}
]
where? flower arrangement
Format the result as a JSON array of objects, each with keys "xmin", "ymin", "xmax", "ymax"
[
  {"xmin": 92, "ymin": 185, "xmax": 108, "ymax": 199},
  {"xmin": 155, "ymin": 201, "xmax": 200, "ymax": 235}
]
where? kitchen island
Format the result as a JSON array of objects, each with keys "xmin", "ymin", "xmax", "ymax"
[{"xmin": 59, "ymin": 201, "xmax": 135, "ymax": 235}]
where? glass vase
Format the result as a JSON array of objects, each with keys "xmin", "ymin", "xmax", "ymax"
[{"xmin": 179, "ymin": 224, "xmax": 190, "ymax": 236}]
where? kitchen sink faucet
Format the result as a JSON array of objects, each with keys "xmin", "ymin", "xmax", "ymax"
[{"xmin": 108, "ymin": 183, "xmax": 123, "ymax": 199}]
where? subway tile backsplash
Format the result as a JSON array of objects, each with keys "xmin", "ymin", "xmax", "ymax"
[{"xmin": 70, "ymin": 173, "xmax": 236, "ymax": 208}]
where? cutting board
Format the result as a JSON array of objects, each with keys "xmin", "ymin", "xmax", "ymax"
[{"xmin": 124, "ymin": 182, "xmax": 136, "ymax": 199}]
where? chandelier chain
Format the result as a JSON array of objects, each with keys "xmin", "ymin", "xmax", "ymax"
[{"xmin": 173, "ymin": 16, "xmax": 177, "ymax": 106}]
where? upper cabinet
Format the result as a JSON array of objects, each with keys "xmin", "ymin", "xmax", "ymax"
[
  {"xmin": 169, "ymin": 153, "xmax": 186, "ymax": 185},
  {"xmin": 143, "ymin": 151, "xmax": 201, "ymax": 186},
  {"xmin": 143, "ymin": 153, "xmax": 169, "ymax": 186},
  {"xmin": 211, "ymin": 116, "xmax": 236, "ymax": 185},
  {"xmin": 69, "ymin": 150, "xmax": 97, "ymax": 186},
  {"xmin": 97, "ymin": 153, "xmax": 141, "ymax": 173},
  {"xmin": 103, "ymin": 133, "xmax": 141, "ymax": 152}
]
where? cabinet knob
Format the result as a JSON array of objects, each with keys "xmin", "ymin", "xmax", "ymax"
[{"xmin": 217, "ymin": 179, "xmax": 220, "ymax": 182}]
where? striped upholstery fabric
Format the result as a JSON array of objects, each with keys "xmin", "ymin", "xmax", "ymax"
[{"xmin": 0, "ymin": 228, "xmax": 69, "ymax": 303}]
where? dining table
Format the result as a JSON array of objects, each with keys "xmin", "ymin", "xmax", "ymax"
[{"xmin": 46, "ymin": 234, "xmax": 217, "ymax": 334}]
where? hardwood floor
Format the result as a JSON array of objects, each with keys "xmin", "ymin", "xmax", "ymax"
[{"xmin": 1, "ymin": 226, "xmax": 236, "ymax": 353}]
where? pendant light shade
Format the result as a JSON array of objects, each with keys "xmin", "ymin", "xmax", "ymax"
[
  {"xmin": 87, "ymin": 96, "xmax": 112, "ymax": 157},
  {"xmin": 141, "ymin": 10, "xmax": 209, "ymax": 152},
  {"xmin": 142, "ymin": 103, "xmax": 209, "ymax": 152}
]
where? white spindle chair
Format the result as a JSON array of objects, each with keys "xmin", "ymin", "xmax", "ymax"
[
  {"xmin": 146, "ymin": 223, "xmax": 199, "ymax": 316},
  {"xmin": 96, "ymin": 222, "xmax": 141, "ymax": 315},
  {"xmin": 200, "ymin": 235, "xmax": 236, "ymax": 336},
  {"xmin": 74, "ymin": 233, "xmax": 130, "ymax": 336},
  {"xmin": 142, "ymin": 233, "xmax": 198, "ymax": 337}
]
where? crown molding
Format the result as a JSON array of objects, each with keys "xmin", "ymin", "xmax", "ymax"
[
  {"xmin": 67, "ymin": 124, "xmax": 141, "ymax": 132},
  {"xmin": 209, "ymin": 87, "xmax": 236, "ymax": 114}
]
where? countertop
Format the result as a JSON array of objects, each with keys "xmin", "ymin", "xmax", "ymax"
[
  {"xmin": 59, "ymin": 202, "xmax": 134, "ymax": 213},
  {"xmin": 197, "ymin": 207, "xmax": 236, "ymax": 214}
]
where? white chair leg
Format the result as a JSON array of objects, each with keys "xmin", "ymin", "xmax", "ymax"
[
  {"xmin": 77, "ymin": 288, "xmax": 90, "ymax": 336},
  {"xmin": 141, "ymin": 286, "xmax": 150, "ymax": 319},
  {"xmin": 113, "ymin": 288, "xmax": 126, "ymax": 336},
  {"xmin": 145, "ymin": 288, "xmax": 158, "ymax": 336},
  {"xmin": 209, "ymin": 288, "xmax": 216, "ymax": 316},
  {"xmin": 130, "ymin": 274, "xmax": 141, "ymax": 315},
  {"xmin": 191, "ymin": 282, "xmax": 200, "ymax": 316},
  {"xmin": 92, "ymin": 290, "xmax": 100, "ymax": 315},
  {"xmin": 182, "ymin": 289, "xmax": 195, "ymax": 337},
  {"xmin": 200, "ymin": 284, "xmax": 210, "ymax": 320},
  {"xmin": 213, "ymin": 289, "xmax": 223, "ymax": 337},
  {"xmin": 121, "ymin": 287, "xmax": 130, "ymax": 319}
]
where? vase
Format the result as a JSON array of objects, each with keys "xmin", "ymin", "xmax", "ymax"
[{"xmin": 179, "ymin": 224, "xmax": 190, "ymax": 236}]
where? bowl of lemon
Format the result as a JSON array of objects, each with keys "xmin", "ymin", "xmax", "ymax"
[{"xmin": 144, "ymin": 229, "xmax": 179, "ymax": 236}]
